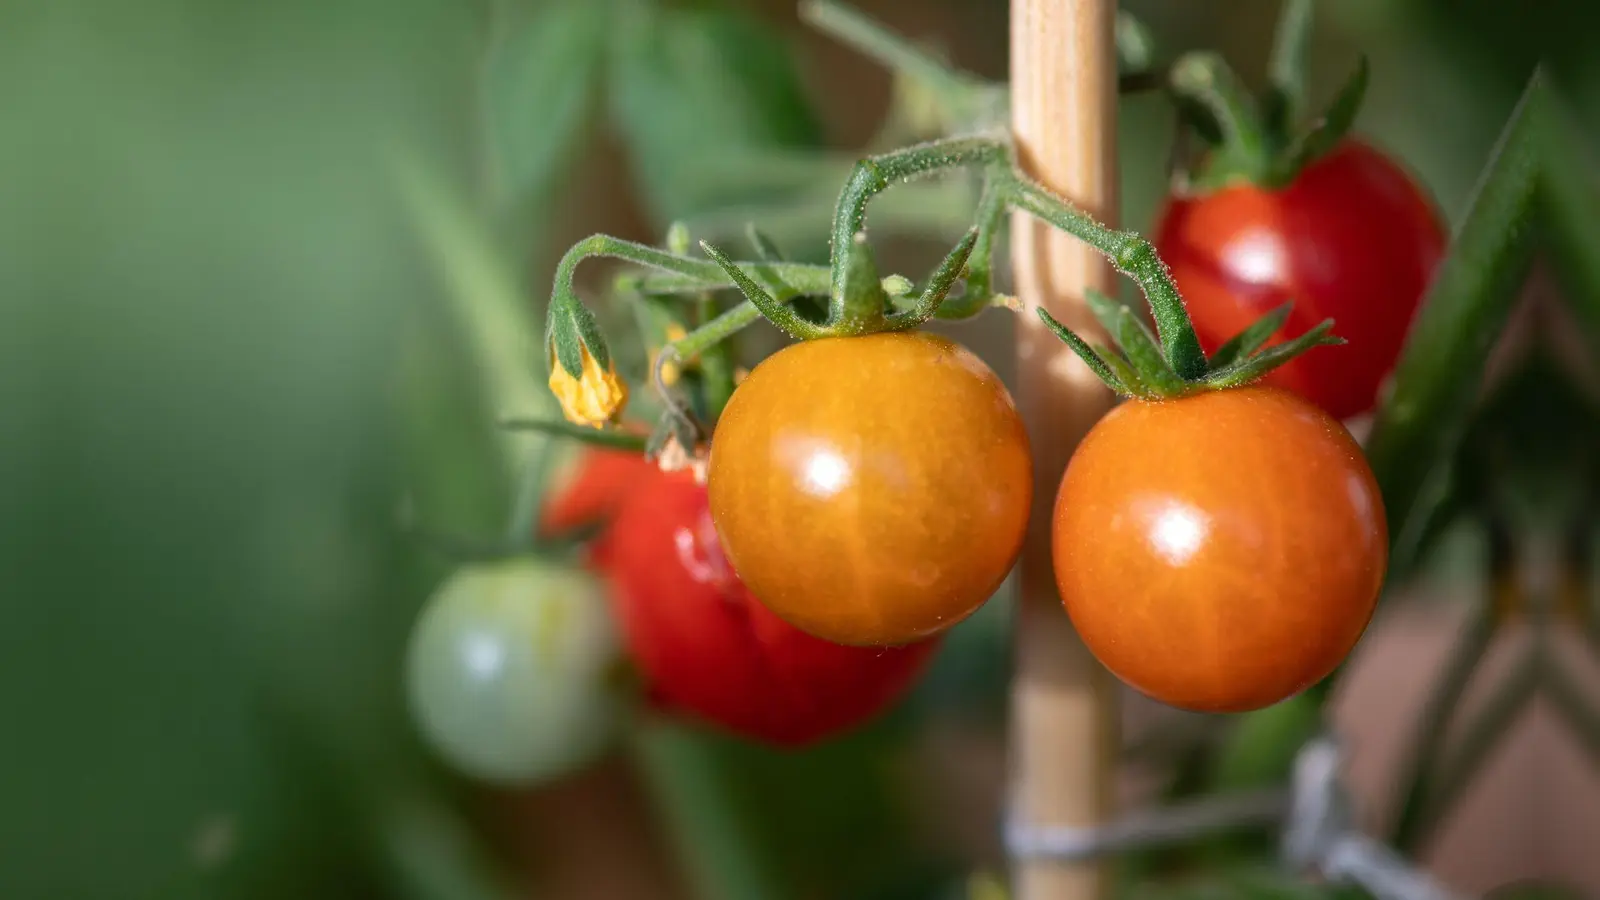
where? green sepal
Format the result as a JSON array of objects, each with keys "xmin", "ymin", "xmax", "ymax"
[
  {"xmin": 545, "ymin": 292, "xmax": 611, "ymax": 378},
  {"xmin": 1207, "ymin": 302, "xmax": 1294, "ymax": 371},
  {"xmin": 1085, "ymin": 288, "xmax": 1187, "ymax": 395},
  {"xmin": 699, "ymin": 240, "xmax": 826, "ymax": 340},
  {"xmin": 1202, "ymin": 319, "xmax": 1342, "ymax": 389},
  {"xmin": 499, "ymin": 416, "xmax": 649, "ymax": 452},
  {"xmin": 1281, "ymin": 54, "xmax": 1370, "ymax": 176},
  {"xmin": 1035, "ymin": 308, "xmax": 1135, "ymax": 397},
  {"xmin": 837, "ymin": 230, "xmax": 889, "ymax": 328},
  {"xmin": 886, "ymin": 227, "xmax": 978, "ymax": 329}
]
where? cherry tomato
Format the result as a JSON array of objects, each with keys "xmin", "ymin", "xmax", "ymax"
[
  {"xmin": 538, "ymin": 446, "xmax": 657, "ymax": 538},
  {"xmin": 1154, "ymin": 141, "xmax": 1445, "ymax": 420},
  {"xmin": 707, "ymin": 332, "xmax": 1032, "ymax": 647},
  {"xmin": 598, "ymin": 467, "xmax": 938, "ymax": 746},
  {"xmin": 1052, "ymin": 386, "xmax": 1386, "ymax": 713},
  {"xmin": 406, "ymin": 559, "xmax": 624, "ymax": 783}
]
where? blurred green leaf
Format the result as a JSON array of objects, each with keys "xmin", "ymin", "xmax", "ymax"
[
  {"xmin": 608, "ymin": 0, "xmax": 825, "ymax": 226},
  {"xmin": 482, "ymin": 0, "xmax": 609, "ymax": 220},
  {"xmin": 1365, "ymin": 73, "xmax": 1546, "ymax": 573}
]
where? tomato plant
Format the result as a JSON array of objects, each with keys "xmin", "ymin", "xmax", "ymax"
[
  {"xmin": 706, "ymin": 331, "xmax": 1033, "ymax": 647},
  {"xmin": 598, "ymin": 465, "xmax": 938, "ymax": 745},
  {"xmin": 1051, "ymin": 385, "xmax": 1387, "ymax": 713},
  {"xmin": 1155, "ymin": 140, "xmax": 1445, "ymax": 420},
  {"xmin": 406, "ymin": 558, "xmax": 625, "ymax": 784}
]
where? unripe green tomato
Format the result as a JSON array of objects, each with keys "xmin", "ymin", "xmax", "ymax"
[{"xmin": 406, "ymin": 558, "xmax": 623, "ymax": 784}]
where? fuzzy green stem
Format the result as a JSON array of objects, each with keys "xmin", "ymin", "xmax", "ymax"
[
  {"xmin": 829, "ymin": 137, "xmax": 1007, "ymax": 321},
  {"xmin": 1003, "ymin": 172, "xmax": 1209, "ymax": 379}
]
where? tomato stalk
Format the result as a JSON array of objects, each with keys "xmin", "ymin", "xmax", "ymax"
[{"xmin": 799, "ymin": 0, "xmax": 1004, "ymax": 132}]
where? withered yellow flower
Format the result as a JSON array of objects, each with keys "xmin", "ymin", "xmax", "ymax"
[{"xmin": 548, "ymin": 344, "xmax": 628, "ymax": 427}]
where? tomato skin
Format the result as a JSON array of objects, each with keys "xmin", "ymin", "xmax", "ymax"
[
  {"xmin": 538, "ymin": 446, "xmax": 657, "ymax": 538},
  {"xmin": 598, "ymin": 468, "xmax": 938, "ymax": 746},
  {"xmin": 406, "ymin": 559, "xmax": 623, "ymax": 784},
  {"xmin": 1052, "ymin": 386, "xmax": 1387, "ymax": 713},
  {"xmin": 707, "ymin": 332, "xmax": 1032, "ymax": 647},
  {"xmin": 1154, "ymin": 141, "xmax": 1446, "ymax": 420}
]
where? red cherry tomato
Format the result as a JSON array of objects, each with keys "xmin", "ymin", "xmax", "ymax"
[
  {"xmin": 538, "ymin": 446, "xmax": 657, "ymax": 539},
  {"xmin": 1154, "ymin": 141, "xmax": 1446, "ymax": 420},
  {"xmin": 1053, "ymin": 386, "xmax": 1387, "ymax": 713},
  {"xmin": 597, "ymin": 467, "xmax": 938, "ymax": 746},
  {"xmin": 707, "ymin": 332, "xmax": 1032, "ymax": 647}
]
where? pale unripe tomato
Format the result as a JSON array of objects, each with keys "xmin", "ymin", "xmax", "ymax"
[{"xmin": 405, "ymin": 559, "xmax": 624, "ymax": 784}]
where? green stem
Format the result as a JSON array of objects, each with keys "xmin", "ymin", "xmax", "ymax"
[
  {"xmin": 1387, "ymin": 603, "xmax": 1498, "ymax": 851},
  {"xmin": 694, "ymin": 295, "xmax": 738, "ymax": 420},
  {"xmin": 1003, "ymin": 172, "xmax": 1209, "ymax": 379},
  {"xmin": 1169, "ymin": 52, "xmax": 1271, "ymax": 183},
  {"xmin": 1546, "ymin": 655, "xmax": 1600, "ymax": 761},
  {"xmin": 1365, "ymin": 74, "xmax": 1547, "ymax": 565},
  {"xmin": 630, "ymin": 723, "xmax": 786, "ymax": 900},
  {"xmin": 1401, "ymin": 640, "xmax": 1540, "ymax": 854},
  {"xmin": 1266, "ymin": 0, "xmax": 1314, "ymax": 130},
  {"xmin": 799, "ymin": 0, "xmax": 986, "ymax": 109},
  {"xmin": 498, "ymin": 417, "xmax": 650, "ymax": 452},
  {"xmin": 829, "ymin": 137, "xmax": 1006, "ymax": 323}
]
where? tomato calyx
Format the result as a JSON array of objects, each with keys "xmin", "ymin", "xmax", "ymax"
[
  {"xmin": 1167, "ymin": 0, "xmax": 1370, "ymax": 194},
  {"xmin": 1037, "ymin": 291, "xmax": 1344, "ymax": 402}
]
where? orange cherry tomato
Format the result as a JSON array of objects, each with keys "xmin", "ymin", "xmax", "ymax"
[
  {"xmin": 1052, "ymin": 386, "xmax": 1387, "ymax": 713},
  {"xmin": 708, "ymin": 332, "xmax": 1032, "ymax": 647}
]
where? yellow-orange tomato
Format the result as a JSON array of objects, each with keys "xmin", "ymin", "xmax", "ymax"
[
  {"xmin": 708, "ymin": 332, "xmax": 1032, "ymax": 647},
  {"xmin": 1053, "ymin": 386, "xmax": 1386, "ymax": 713}
]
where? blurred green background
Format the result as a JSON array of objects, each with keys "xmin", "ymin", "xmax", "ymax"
[{"xmin": 1, "ymin": 1, "xmax": 1593, "ymax": 899}]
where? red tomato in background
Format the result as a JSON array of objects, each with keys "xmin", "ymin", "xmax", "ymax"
[
  {"xmin": 538, "ymin": 447, "xmax": 657, "ymax": 538},
  {"xmin": 596, "ymin": 467, "xmax": 939, "ymax": 746},
  {"xmin": 1154, "ymin": 141, "xmax": 1446, "ymax": 420}
]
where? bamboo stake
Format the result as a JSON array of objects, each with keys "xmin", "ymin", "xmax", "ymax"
[{"xmin": 1007, "ymin": 1, "xmax": 1121, "ymax": 899}]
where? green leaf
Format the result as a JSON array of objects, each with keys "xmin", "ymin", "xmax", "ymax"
[
  {"xmin": 1035, "ymin": 308, "xmax": 1133, "ymax": 396},
  {"xmin": 1538, "ymin": 89, "xmax": 1600, "ymax": 350},
  {"xmin": 1207, "ymin": 302, "xmax": 1293, "ymax": 371},
  {"xmin": 1365, "ymin": 73, "xmax": 1546, "ymax": 566},
  {"xmin": 482, "ymin": 0, "xmax": 609, "ymax": 215},
  {"xmin": 609, "ymin": 0, "xmax": 825, "ymax": 226},
  {"xmin": 1087, "ymin": 289, "xmax": 1187, "ymax": 395},
  {"xmin": 1281, "ymin": 55, "xmax": 1369, "ymax": 176},
  {"xmin": 1202, "ymin": 320, "xmax": 1341, "ymax": 389}
]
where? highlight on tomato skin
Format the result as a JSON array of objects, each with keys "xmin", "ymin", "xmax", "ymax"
[
  {"xmin": 1154, "ymin": 140, "xmax": 1446, "ymax": 421},
  {"xmin": 1051, "ymin": 385, "xmax": 1388, "ymax": 714},
  {"xmin": 705, "ymin": 331, "xmax": 1033, "ymax": 648},
  {"xmin": 596, "ymin": 466, "xmax": 940, "ymax": 747}
]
